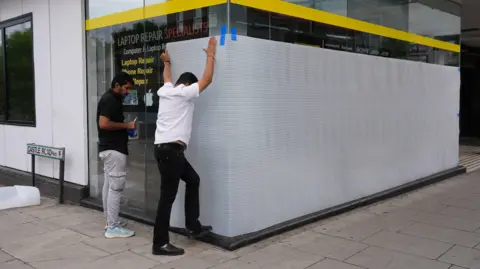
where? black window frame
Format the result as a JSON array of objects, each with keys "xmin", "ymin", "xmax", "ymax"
[{"xmin": 0, "ymin": 13, "xmax": 36, "ymax": 127}]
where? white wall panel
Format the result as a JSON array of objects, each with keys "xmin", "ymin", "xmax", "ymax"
[
  {"xmin": 0, "ymin": 0, "xmax": 87, "ymax": 185},
  {"xmin": 0, "ymin": 0, "xmax": 22, "ymax": 20},
  {"xmin": 23, "ymin": 0, "xmax": 54, "ymax": 178},
  {"xmin": 4, "ymin": 126, "xmax": 28, "ymax": 170},
  {"xmin": 0, "ymin": 125, "xmax": 4, "ymax": 165},
  {"xmin": 168, "ymin": 36, "xmax": 460, "ymax": 237},
  {"xmin": 49, "ymin": 0, "xmax": 88, "ymax": 185}
]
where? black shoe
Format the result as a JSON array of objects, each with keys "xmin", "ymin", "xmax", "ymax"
[
  {"xmin": 186, "ymin": 225, "xmax": 213, "ymax": 239},
  {"xmin": 152, "ymin": 243, "xmax": 185, "ymax": 256}
]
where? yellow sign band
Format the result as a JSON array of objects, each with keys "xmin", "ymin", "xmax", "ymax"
[
  {"xmin": 85, "ymin": 0, "xmax": 460, "ymax": 53},
  {"xmin": 86, "ymin": 0, "xmax": 227, "ymax": 31},
  {"xmin": 231, "ymin": 0, "xmax": 460, "ymax": 52}
]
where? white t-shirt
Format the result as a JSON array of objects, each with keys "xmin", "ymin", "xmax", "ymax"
[{"xmin": 154, "ymin": 82, "xmax": 200, "ymax": 146}]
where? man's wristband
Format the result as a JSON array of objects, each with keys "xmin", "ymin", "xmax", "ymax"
[{"xmin": 164, "ymin": 61, "xmax": 171, "ymax": 64}]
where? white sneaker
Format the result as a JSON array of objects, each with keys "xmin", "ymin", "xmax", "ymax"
[{"xmin": 104, "ymin": 227, "xmax": 135, "ymax": 239}]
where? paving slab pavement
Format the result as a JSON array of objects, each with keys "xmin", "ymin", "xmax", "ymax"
[{"xmin": 2, "ymin": 170, "xmax": 480, "ymax": 269}]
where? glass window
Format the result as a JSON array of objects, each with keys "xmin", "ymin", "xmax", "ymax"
[
  {"xmin": 347, "ymin": 0, "xmax": 409, "ymax": 31},
  {"xmin": 0, "ymin": 15, "xmax": 35, "ymax": 125},
  {"xmin": 408, "ymin": 1, "xmax": 460, "ymax": 44},
  {"xmin": 284, "ymin": 0, "xmax": 312, "ymax": 8},
  {"xmin": 145, "ymin": 0, "xmax": 172, "ymax": 5},
  {"xmin": 5, "ymin": 22, "xmax": 35, "ymax": 123},
  {"xmin": 86, "ymin": 0, "xmax": 144, "ymax": 19},
  {"xmin": 270, "ymin": 13, "xmax": 312, "ymax": 43},
  {"xmin": 232, "ymin": 3, "xmax": 458, "ymax": 65},
  {"xmin": 284, "ymin": 0, "xmax": 407, "ymax": 30},
  {"xmin": 0, "ymin": 29, "xmax": 4, "ymax": 121},
  {"xmin": 284, "ymin": 0, "xmax": 348, "ymax": 15},
  {"xmin": 87, "ymin": 0, "xmax": 213, "ymax": 19},
  {"xmin": 282, "ymin": 0, "xmax": 460, "ymax": 44},
  {"xmin": 314, "ymin": 0, "xmax": 347, "ymax": 16},
  {"xmin": 86, "ymin": 3, "xmax": 227, "ymax": 217}
]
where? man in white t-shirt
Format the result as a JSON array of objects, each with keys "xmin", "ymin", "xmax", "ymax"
[{"xmin": 152, "ymin": 37, "xmax": 217, "ymax": 256}]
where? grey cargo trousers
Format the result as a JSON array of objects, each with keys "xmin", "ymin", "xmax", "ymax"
[{"xmin": 99, "ymin": 150, "xmax": 127, "ymax": 228}]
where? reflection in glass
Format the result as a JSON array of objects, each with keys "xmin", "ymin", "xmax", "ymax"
[
  {"xmin": 284, "ymin": 0, "xmax": 312, "ymax": 7},
  {"xmin": 244, "ymin": 8, "xmax": 270, "ymax": 40},
  {"xmin": 144, "ymin": 0, "xmax": 169, "ymax": 5},
  {"xmin": 284, "ymin": 0, "xmax": 460, "ymax": 44},
  {"xmin": 87, "ymin": 0, "xmax": 213, "ymax": 19},
  {"xmin": 347, "ymin": 0, "xmax": 409, "ymax": 31},
  {"xmin": 5, "ymin": 22, "xmax": 35, "ymax": 123},
  {"xmin": 233, "ymin": 3, "xmax": 457, "ymax": 65},
  {"xmin": 314, "ymin": 0, "xmax": 347, "ymax": 16},
  {"xmin": 271, "ymin": 13, "xmax": 311, "ymax": 43},
  {"xmin": 0, "ymin": 30, "xmax": 4, "ymax": 120},
  {"xmin": 87, "ymin": 0, "xmax": 143, "ymax": 19},
  {"xmin": 285, "ymin": 0, "xmax": 348, "ymax": 16},
  {"xmin": 408, "ymin": 1, "xmax": 460, "ymax": 44}
]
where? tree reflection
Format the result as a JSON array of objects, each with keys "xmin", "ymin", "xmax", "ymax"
[{"xmin": 3, "ymin": 24, "xmax": 34, "ymax": 123}]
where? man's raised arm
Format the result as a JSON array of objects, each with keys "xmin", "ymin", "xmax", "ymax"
[
  {"xmin": 160, "ymin": 50, "xmax": 172, "ymax": 84},
  {"xmin": 198, "ymin": 37, "xmax": 217, "ymax": 93}
]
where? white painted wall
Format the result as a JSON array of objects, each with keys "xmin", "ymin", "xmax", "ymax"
[
  {"xmin": 168, "ymin": 36, "xmax": 460, "ymax": 237},
  {"xmin": 0, "ymin": 0, "xmax": 88, "ymax": 186}
]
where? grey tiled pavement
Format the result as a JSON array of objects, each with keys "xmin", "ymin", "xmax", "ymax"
[{"xmin": 4, "ymin": 171, "xmax": 480, "ymax": 268}]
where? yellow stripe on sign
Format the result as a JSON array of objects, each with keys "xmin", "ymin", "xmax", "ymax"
[
  {"xmin": 231, "ymin": 0, "xmax": 460, "ymax": 53},
  {"xmin": 86, "ymin": 0, "xmax": 227, "ymax": 31}
]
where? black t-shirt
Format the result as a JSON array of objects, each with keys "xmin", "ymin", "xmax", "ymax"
[{"xmin": 97, "ymin": 90, "xmax": 128, "ymax": 155}]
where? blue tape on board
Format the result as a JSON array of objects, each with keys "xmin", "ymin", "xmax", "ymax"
[
  {"xmin": 231, "ymin": 28, "xmax": 237, "ymax": 41},
  {"xmin": 220, "ymin": 25, "xmax": 227, "ymax": 46}
]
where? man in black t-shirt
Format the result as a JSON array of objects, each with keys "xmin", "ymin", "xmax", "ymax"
[{"xmin": 97, "ymin": 72, "xmax": 136, "ymax": 239}]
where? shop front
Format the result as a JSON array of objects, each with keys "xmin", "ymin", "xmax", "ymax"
[
  {"xmin": 85, "ymin": 0, "xmax": 228, "ymax": 222},
  {"xmin": 0, "ymin": 0, "xmax": 463, "ymax": 249},
  {"xmin": 83, "ymin": 0, "xmax": 464, "ymax": 249}
]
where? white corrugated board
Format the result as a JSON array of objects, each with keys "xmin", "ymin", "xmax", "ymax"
[{"xmin": 167, "ymin": 36, "xmax": 460, "ymax": 237}]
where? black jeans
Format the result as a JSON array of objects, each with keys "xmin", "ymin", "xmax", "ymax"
[{"xmin": 153, "ymin": 143, "xmax": 202, "ymax": 246}]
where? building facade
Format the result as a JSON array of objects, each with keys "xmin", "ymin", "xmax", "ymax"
[{"xmin": 0, "ymin": 0, "xmax": 463, "ymax": 248}]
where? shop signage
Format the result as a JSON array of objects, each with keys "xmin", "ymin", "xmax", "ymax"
[
  {"xmin": 27, "ymin": 144, "xmax": 65, "ymax": 161},
  {"xmin": 409, "ymin": 44, "xmax": 428, "ymax": 53},
  {"xmin": 116, "ymin": 22, "xmax": 210, "ymax": 48},
  {"xmin": 26, "ymin": 143, "xmax": 66, "ymax": 204},
  {"xmin": 324, "ymin": 42, "xmax": 390, "ymax": 57}
]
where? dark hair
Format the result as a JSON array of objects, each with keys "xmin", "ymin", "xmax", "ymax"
[
  {"xmin": 111, "ymin": 72, "xmax": 134, "ymax": 89},
  {"xmin": 175, "ymin": 72, "xmax": 198, "ymax": 86}
]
